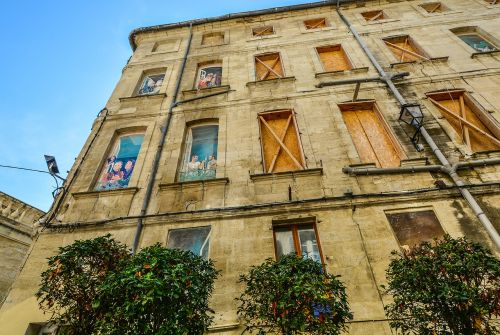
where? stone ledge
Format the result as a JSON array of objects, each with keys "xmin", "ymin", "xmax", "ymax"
[
  {"xmin": 159, "ymin": 177, "xmax": 229, "ymax": 190},
  {"xmin": 181, "ymin": 85, "xmax": 231, "ymax": 99},
  {"xmin": 250, "ymin": 168, "xmax": 323, "ymax": 181},
  {"xmin": 470, "ymin": 149, "xmax": 500, "ymax": 160},
  {"xmin": 72, "ymin": 187, "xmax": 139, "ymax": 199},
  {"xmin": 207, "ymin": 323, "xmax": 240, "ymax": 332},
  {"xmin": 471, "ymin": 49, "xmax": 500, "ymax": 59},
  {"xmin": 400, "ymin": 157, "xmax": 429, "ymax": 167},
  {"xmin": 347, "ymin": 162, "xmax": 377, "ymax": 169},
  {"xmin": 315, "ymin": 67, "xmax": 369, "ymax": 79},
  {"xmin": 119, "ymin": 93, "xmax": 167, "ymax": 103},
  {"xmin": 246, "ymin": 76, "xmax": 296, "ymax": 88},
  {"xmin": 390, "ymin": 56, "xmax": 448, "ymax": 68}
]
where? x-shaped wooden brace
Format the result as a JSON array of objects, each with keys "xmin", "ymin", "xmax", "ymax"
[
  {"xmin": 429, "ymin": 97, "xmax": 500, "ymax": 148},
  {"xmin": 367, "ymin": 11, "xmax": 383, "ymax": 21},
  {"xmin": 428, "ymin": 3, "xmax": 442, "ymax": 13},
  {"xmin": 259, "ymin": 115, "xmax": 304, "ymax": 171},
  {"xmin": 256, "ymin": 56, "xmax": 282, "ymax": 80},
  {"xmin": 306, "ymin": 18, "xmax": 326, "ymax": 29},
  {"xmin": 384, "ymin": 40, "xmax": 430, "ymax": 61},
  {"xmin": 254, "ymin": 27, "xmax": 273, "ymax": 36}
]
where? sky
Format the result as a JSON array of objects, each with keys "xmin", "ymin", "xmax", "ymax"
[{"xmin": 0, "ymin": 0, "xmax": 310, "ymax": 212}]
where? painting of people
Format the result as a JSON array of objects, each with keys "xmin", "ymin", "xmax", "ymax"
[
  {"xmin": 196, "ymin": 66, "xmax": 222, "ymax": 89},
  {"xmin": 138, "ymin": 74, "xmax": 164, "ymax": 95},
  {"xmin": 95, "ymin": 134, "xmax": 144, "ymax": 191},
  {"xmin": 179, "ymin": 125, "xmax": 218, "ymax": 182}
]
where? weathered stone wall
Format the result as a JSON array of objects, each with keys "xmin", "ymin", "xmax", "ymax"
[{"xmin": 1, "ymin": 0, "xmax": 499, "ymax": 334}]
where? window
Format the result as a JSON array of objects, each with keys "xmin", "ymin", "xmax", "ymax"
[
  {"xmin": 201, "ymin": 32, "xmax": 224, "ymax": 46},
  {"xmin": 95, "ymin": 133, "xmax": 144, "ymax": 191},
  {"xmin": 386, "ymin": 210, "xmax": 445, "ymax": 248},
  {"xmin": 254, "ymin": 53, "xmax": 284, "ymax": 81},
  {"xmin": 451, "ymin": 27, "xmax": 498, "ymax": 53},
  {"xmin": 340, "ymin": 101, "xmax": 404, "ymax": 168},
  {"xmin": 316, "ymin": 45, "xmax": 353, "ymax": 72},
  {"xmin": 258, "ymin": 110, "xmax": 306, "ymax": 173},
  {"xmin": 426, "ymin": 90, "xmax": 500, "ymax": 152},
  {"xmin": 252, "ymin": 26, "xmax": 275, "ymax": 37},
  {"xmin": 419, "ymin": 2, "xmax": 449, "ymax": 13},
  {"xmin": 136, "ymin": 74, "xmax": 164, "ymax": 96},
  {"xmin": 274, "ymin": 223, "xmax": 322, "ymax": 263},
  {"xmin": 196, "ymin": 63, "xmax": 222, "ymax": 89},
  {"xmin": 484, "ymin": 0, "xmax": 498, "ymax": 4},
  {"xmin": 179, "ymin": 123, "xmax": 218, "ymax": 182},
  {"xmin": 383, "ymin": 35, "xmax": 430, "ymax": 62},
  {"xmin": 152, "ymin": 40, "xmax": 176, "ymax": 53},
  {"xmin": 304, "ymin": 18, "xmax": 328, "ymax": 30},
  {"xmin": 167, "ymin": 226, "xmax": 211, "ymax": 259},
  {"xmin": 361, "ymin": 10, "xmax": 387, "ymax": 22}
]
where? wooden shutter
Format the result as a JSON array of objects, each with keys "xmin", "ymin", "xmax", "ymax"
[
  {"xmin": 340, "ymin": 102, "xmax": 404, "ymax": 168},
  {"xmin": 361, "ymin": 10, "xmax": 386, "ymax": 22},
  {"xmin": 258, "ymin": 110, "xmax": 306, "ymax": 173},
  {"xmin": 255, "ymin": 53, "xmax": 284, "ymax": 81},
  {"xmin": 253, "ymin": 26, "xmax": 274, "ymax": 37},
  {"xmin": 304, "ymin": 18, "xmax": 327, "ymax": 29},
  {"xmin": 384, "ymin": 36, "xmax": 430, "ymax": 62},
  {"xmin": 426, "ymin": 91, "xmax": 500, "ymax": 152},
  {"xmin": 317, "ymin": 45, "xmax": 352, "ymax": 72}
]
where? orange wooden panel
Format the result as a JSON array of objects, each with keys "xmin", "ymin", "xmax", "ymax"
[
  {"xmin": 361, "ymin": 10, "xmax": 385, "ymax": 21},
  {"xmin": 386, "ymin": 38, "xmax": 421, "ymax": 62},
  {"xmin": 255, "ymin": 54, "xmax": 283, "ymax": 80},
  {"xmin": 317, "ymin": 46, "xmax": 352, "ymax": 72},
  {"xmin": 253, "ymin": 26, "xmax": 274, "ymax": 36},
  {"xmin": 342, "ymin": 110, "xmax": 381, "ymax": 167},
  {"xmin": 304, "ymin": 18, "xmax": 327, "ymax": 29},
  {"xmin": 437, "ymin": 97, "xmax": 499, "ymax": 152}
]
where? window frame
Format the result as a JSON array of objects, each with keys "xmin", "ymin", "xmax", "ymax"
[
  {"xmin": 166, "ymin": 226, "xmax": 212, "ymax": 259},
  {"xmin": 419, "ymin": 2, "xmax": 449, "ymax": 13},
  {"xmin": 361, "ymin": 9, "xmax": 387, "ymax": 22},
  {"xmin": 303, "ymin": 17, "xmax": 329, "ymax": 30},
  {"xmin": 201, "ymin": 32, "xmax": 225, "ymax": 46},
  {"xmin": 252, "ymin": 25, "xmax": 275, "ymax": 37},
  {"xmin": 315, "ymin": 44, "xmax": 354, "ymax": 72},
  {"xmin": 194, "ymin": 62, "xmax": 223, "ymax": 90},
  {"xmin": 135, "ymin": 72, "xmax": 166, "ymax": 96},
  {"xmin": 450, "ymin": 27, "xmax": 499, "ymax": 54},
  {"xmin": 272, "ymin": 221, "xmax": 325, "ymax": 264},
  {"xmin": 254, "ymin": 52, "xmax": 285, "ymax": 81},
  {"xmin": 383, "ymin": 35, "xmax": 430, "ymax": 63}
]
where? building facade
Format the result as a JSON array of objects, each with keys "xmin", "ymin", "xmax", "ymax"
[
  {"xmin": 0, "ymin": 192, "xmax": 43, "ymax": 308},
  {"xmin": 1, "ymin": 0, "xmax": 500, "ymax": 334}
]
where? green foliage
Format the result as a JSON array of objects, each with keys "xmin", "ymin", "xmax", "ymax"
[
  {"xmin": 95, "ymin": 244, "xmax": 220, "ymax": 335},
  {"xmin": 384, "ymin": 235, "xmax": 500, "ymax": 335},
  {"xmin": 36, "ymin": 234, "xmax": 130, "ymax": 335},
  {"xmin": 237, "ymin": 255, "xmax": 352, "ymax": 335}
]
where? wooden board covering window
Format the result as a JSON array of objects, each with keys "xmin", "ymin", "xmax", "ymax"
[
  {"xmin": 317, "ymin": 45, "xmax": 352, "ymax": 72},
  {"xmin": 383, "ymin": 36, "xmax": 430, "ymax": 62},
  {"xmin": 361, "ymin": 10, "xmax": 386, "ymax": 22},
  {"xmin": 258, "ymin": 110, "xmax": 306, "ymax": 173},
  {"xmin": 426, "ymin": 90, "xmax": 500, "ymax": 152},
  {"xmin": 340, "ymin": 101, "xmax": 404, "ymax": 168},
  {"xmin": 253, "ymin": 26, "xmax": 274, "ymax": 37},
  {"xmin": 420, "ymin": 2, "xmax": 448, "ymax": 13},
  {"xmin": 304, "ymin": 18, "xmax": 327, "ymax": 29},
  {"xmin": 255, "ymin": 53, "xmax": 284, "ymax": 81},
  {"xmin": 202, "ymin": 32, "xmax": 224, "ymax": 46},
  {"xmin": 386, "ymin": 210, "xmax": 445, "ymax": 247}
]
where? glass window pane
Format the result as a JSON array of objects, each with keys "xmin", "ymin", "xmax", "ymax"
[
  {"xmin": 167, "ymin": 226, "xmax": 211, "ymax": 259},
  {"xmin": 459, "ymin": 34, "xmax": 497, "ymax": 52},
  {"xmin": 179, "ymin": 125, "xmax": 218, "ymax": 182},
  {"xmin": 197, "ymin": 66, "xmax": 222, "ymax": 89},
  {"xmin": 274, "ymin": 227, "xmax": 295, "ymax": 258},
  {"xmin": 138, "ymin": 74, "xmax": 164, "ymax": 95},
  {"xmin": 298, "ymin": 225, "xmax": 321, "ymax": 263},
  {"xmin": 95, "ymin": 134, "xmax": 144, "ymax": 191}
]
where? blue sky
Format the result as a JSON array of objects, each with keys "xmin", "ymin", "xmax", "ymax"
[{"xmin": 0, "ymin": 0, "xmax": 310, "ymax": 212}]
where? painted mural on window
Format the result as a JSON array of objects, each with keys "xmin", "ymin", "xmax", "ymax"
[
  {"xmin": 458, "ymin": 34, "xmax": 497, "ymax": 52},
  {"xmin": 167, "ymin": 226, "xmax": 211, "ymax": 259},
  {"xmin": 179, "ymin": 125, "xmax": 218, "ymax": 182},
  {"xmin": 95, "ymin": 134, "xmax": 144, "ymax": 191},
  {"xmin": 196, "ymin": 66, "xmax": 222, "ymax": 89},
  {"xmin": 137, "ymin": 74, "xmax": 164, "ymax": 95}
]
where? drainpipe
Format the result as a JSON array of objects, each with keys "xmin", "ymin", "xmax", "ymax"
[
  {"xmin": 131, "ymin": 24, "xmax": 193, "ymax": 254},
  {"xmin": 336, "ymin": 9, "xmax": 500, "ymax": 249}
]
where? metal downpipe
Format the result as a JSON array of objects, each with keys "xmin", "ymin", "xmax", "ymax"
[
  {"xmin": 336, "ymin": 9, "xmax": 500, "ymax": 249},
  {"xmin": 131, "ymin": 24, "xmax": 193, "ymax": 254}
]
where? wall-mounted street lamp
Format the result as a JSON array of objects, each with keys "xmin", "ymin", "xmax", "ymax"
[{"xmin": 399, "ymin": 103, "xmax": 425, "ymax": 151}]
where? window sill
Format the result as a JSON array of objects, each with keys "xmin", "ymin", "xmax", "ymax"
[
  {"xmin": 207, "ymin": 323, "xmax": 240, "ymax": 332},
  {"xmin": 470, "ymin": 149, "xmax": 500, "ymax": 160},
  {"xmin": 182, "ymin": 85, "xmax": 231, "ymax": 99},
  {"xmin": 72, "ymin": 187, "xmax": 139, "ymax": 200},
  {"xmin": 247, "ymin": 34, "xmax": 280, "ymax": 42},
  {"xmin": 390, "ymin": 56, "xmax": 448, "ymax": 68},
  {"xmin": 246, "ymin": 76, "xmax": 296, "ymax": 87},
  {"xmin": 315, "ymin": 67, "xmax": 369, "ymax": 79},
  {"xmin": 400, "ymin": 157, "xmax": 429, "ymax": 167},
  {"xmin": 250, "ymin": 168, "xmax": 323, "ymax": 181},
  {"xmin": 301, "ymin": 26, "xmax": 337, "ymax": 34},
  {"xmin": 471, "ymin": 49, "xmax": 500, "ymax": 59},
  {"xmin": 363, "ymin": 18, "xmax": 399, "ymax": 25},
  {"xmin": 159, "ymin": 177, "xmax": 229, "ymax": 190},
  {"xmin": 119, "ymin": 93, "xmax": 166, "ymax": 103}
]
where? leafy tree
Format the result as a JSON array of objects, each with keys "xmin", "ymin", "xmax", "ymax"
[
  {"xmin": 237, "ymin": 254, "xmax": 352, "ymax": 335},
  {"xmin": 36, "ymin": 234, "xmax": 130, "ymax": 335},
  {"xmin": 94, "ymin": 244, "xmax": 220, "ymax": 335},
  {"xmin": 384, "ymin": 235, "xmax": 500, "ymax": 335}
]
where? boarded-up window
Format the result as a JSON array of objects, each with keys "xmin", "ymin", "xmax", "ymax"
[
  {"xmin": 152, "ymin": 41, "xmax": 175, "ymax": 53},
  {"xmin": 361, "ymin": 10, "xmax": 387, "ymax": 22},
  {"xmin": 317, "ymin": 45, "xmax": 352, "ymax": 72},
  {"xmin": 426, "ymin": 90, "xmax": 500, "ymax": 152},
  {"xmin": 273, "ymin": 223, "xmax": 323, "ymax": 263},
  {"xmin": 258, "ymin": 110, "xmax": 306, "ymax": 173},
  {"xmin": 383, "ymin": 35, "xmax": 430, "ymax": 62},
  {"xmin": 340, "ymin": 101, "xmax": 404, "ymax": 168},
  {"xmin": 386, "ymin": 210, "xmax": 445, "ymax": 248},
  {"xmin": 255, "ymin": 53, "xmax": 284, "ymax": 81},
  {"xmin": 253, "ymin": 26, "xmax": 275, "ymax": 37},
  {"xmin": 484, "ymin": 0, "xmax": 498, "ymax": 4},
  {"xmin": 201, "ymin": 32, "xmax": 224, "ymax": 46},
  {"xmin": 167, "ymin": 226, "xmax": 211, "ymax": 259},
  {"xmin": 419, "ymin": 2, "xmax": 449, "ymax": 13},
  {"xmin": 304, "ymin": 18, "xmax": 328, "ymax": 29}
]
